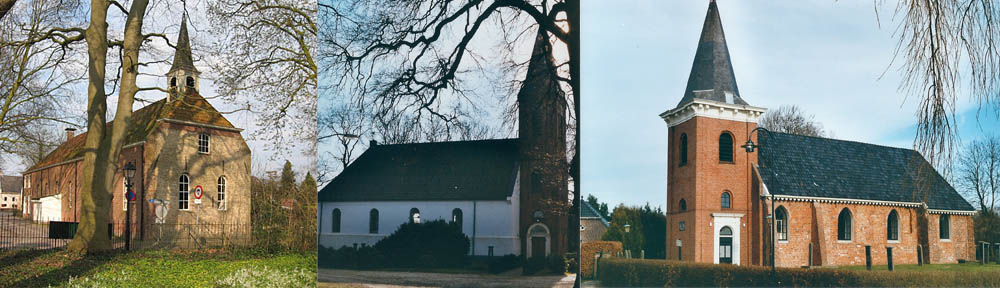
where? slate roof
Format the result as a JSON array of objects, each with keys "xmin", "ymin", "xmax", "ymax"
[
  {"xmin": 1, "ymin": 176, "xmax": 22, "ymax": 194},
  {"xmin": 676, "ymin": 0, "xmax": 747, "ymax": 108},
  {"xmin": 26, "ymin": 91, "xmax": 235, "ymax": 172},
  {"xmin": 757, "ymin": 132, "xmax": 974, "ymax": 211},
  {"xmin": 581, "ymin": 201, "xmax": 609, "ymax": 227},
  {"xmin": 168, "ymin": 16, "xmax": 199, "ymax": 74},
  {"xmin": 319, "ymin": 139, "xmax": 521, "ymax": 202}
]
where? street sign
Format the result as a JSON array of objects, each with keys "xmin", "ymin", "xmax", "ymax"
[
  {"xmin": 193, "ymin": 185, "xmax": 203, "ymax": 205},
  {"xmin": 125, "ymin": 188, "xmax": 135, "ymax": 202}
]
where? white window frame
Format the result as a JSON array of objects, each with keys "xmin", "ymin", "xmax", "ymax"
[
  {"xmin": 217, "ymin": 176, "xmax": 227, "ymax": 210},
  {"xmin": 179, "ymin": 174, "xmax": 190, "ymax": 210},
  {"xmin": 197, "ymin": 133, "xmax": 210, "ymax": 154}
]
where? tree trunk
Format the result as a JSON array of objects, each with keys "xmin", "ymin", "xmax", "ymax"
[
  {"xmin": 0, "ymin": 0, "xmax": 15, "ymax": 20},
  {"xmin": 67, "ymin": 0, "xmax": 149, "ymax": 254}
]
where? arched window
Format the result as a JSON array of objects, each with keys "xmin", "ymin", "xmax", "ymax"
[
  {"xmin": 186, "ymin": 76, "xmax": 195, "ymax": 88},
  {"xmin": 679, "ymin": 133, "xmax": 689, "ymax": 166},
  {"xmin": 331, "ymin": 208, "xmax": 341, "ymax": 233},
  {"xmin": 178, "ymin": 174, "xmax": 190, "ymax": 210},
  {"xmin": 775, "ymin": 206, "xmax": 788, "ymax": 241},
  {"xmin": 887, "ymin": 210, "xmax": 899, "ymax": 241},
  {"xmin": 409, "ymin": 208, "xmax": 420, "ymax": 224},
  {"xmin": 679, "ymin": 199, "xmax": 687, "ymax": 212},
  {"xmin": 452, "ymin": 208, "xmax": 463, "ymax": 231},
  {"xmin": 369, "ymin": 209, "xmax": 379, "ymax": 234},
  {"xmin": 837, "ymin": 208, "xmax": 852, "ymax": 241},
  {"xmin": 217, "ymin": 176, "xmax": 226, "ymax": 210},
  {"xmin": 939, "ymin": 214, "xmax": 950, "ymax": 239},
  {"xmin": 170, "ymin": 77, "xmax": 177, "ymax": 87},
  {"xmin": 720, "ymin": 226, "xmax": 733, "ymax": 236},
  {"xmin": 719, "ymin": 133, "xmax": 734, "ymax": 162},
  {"xmin": 721, "ymin": 191, "xmax": 731, "ymax": 209}
]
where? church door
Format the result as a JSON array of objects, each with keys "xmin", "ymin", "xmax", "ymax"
[
  {"xmin": 719, "ymin": 226, "xmax": 733, "ymax": 264},
  {"xmin": 531, "ymin": 236, "xmax": 546, "ymax": 259}
]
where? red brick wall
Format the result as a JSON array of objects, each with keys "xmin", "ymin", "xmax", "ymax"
[
  {"xmin": 927, "ymin": 213, "xmax": 975, "ymax": 263},
  {"xmin": 667, "ymin": 116, "xmax": 759, "ymax": 265}
]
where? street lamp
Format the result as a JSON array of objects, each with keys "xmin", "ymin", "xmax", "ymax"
[
  {"xmin": 623, "ymin": 223, "xmax": 631, "ymax": 258},
  {"xmin": 741, "ymin": 127, "xmax": 775, "ymax": 275},
  {"xmin": 123, "ymin": 161, "xmax": 136, "ymax": 250}
]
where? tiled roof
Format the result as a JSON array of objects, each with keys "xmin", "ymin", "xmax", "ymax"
[
  {"xmin": 319, "ymin": 139, "xmax": 520, "ymax": 202},
  {"xmin": 676, "ymin": 0, "xmax": 747, "ymax": 108},
  {"xmin": 757, "ymin": 132, "xmax": 974, "ymax": 211},
  {"xmin": 581, "ymin": 201, "xmax": 609, "ymax": 227},
  {"xmin": 26, "ymin": 92, "xmax": 234, "ymax": 172},
  {"xmin": 1, "ymin": 176, "xmax": 22, "ymax": 193}
]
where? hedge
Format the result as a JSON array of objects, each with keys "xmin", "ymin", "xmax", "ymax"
[
  {"xmin": 581, "ymin": 241, "xmax": 623, "ymax": 279},
  {"xmin": 598, "ymin": 258, "xmax": 1000, "ymax": 287}
]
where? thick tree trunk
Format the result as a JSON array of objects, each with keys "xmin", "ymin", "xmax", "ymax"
[
  {"xmin": 68, "ymin": 0, "xmax": 111, "ymax": 253},
  {"xmin": 567, "ymin": 0, "xmax": 581, "ymax": 254},
  {"xmin": 67, "ymin": 0, "xmax": 149, "ymax": 254},
  {"xmin": 0, "ymin": 0, "xmax": 15, "ymax": 20}
]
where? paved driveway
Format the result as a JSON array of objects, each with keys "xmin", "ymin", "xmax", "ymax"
[
  {"xmin": 0, "ymin": 211, "xmax": 67, "ymax": 250},
  {"xmin": 318, "ymin": 268, "xmax": 577, "ymax": 288}
]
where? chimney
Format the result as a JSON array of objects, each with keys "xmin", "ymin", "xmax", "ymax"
[
  {"xmin": 65, "ymin": 128, "xmax": 76, "ymax": 141},
  {"xmin": 369, "ymin": 140, "xmax": 378, "ymax": 147}
]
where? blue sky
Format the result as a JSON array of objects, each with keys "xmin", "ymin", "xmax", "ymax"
[{"xmin": 581, "ymin": 1, "xmax": 1000, "ymax": 210}]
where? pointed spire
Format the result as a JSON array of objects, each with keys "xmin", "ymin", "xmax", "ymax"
[
  {"xmin": 168, "ymin": 16, "xmax": 198, "ymax": 74},
  {"xmin": 676, "ymin": 0, "xmax": 746, "ymax": 107},
  {"xmin": 519, "ymin": 29, "xmax": 563, "ymax": 101}
]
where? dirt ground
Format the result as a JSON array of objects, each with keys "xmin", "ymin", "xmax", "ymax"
[{"xmin": 318, "ymin": 268, "xmax": 577, "ymax": 288}]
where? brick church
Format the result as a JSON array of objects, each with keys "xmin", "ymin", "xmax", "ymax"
[
  {"xmin": 660, "ymin": 1, "xmax": 976, "ymax": 267},
  {"xmin": 21, "ymin": 17, "xmax": 251, "ymax": 242},
  {"xmin": 319, "ymin": 30, "xmax": 570, "ymax": 259}
]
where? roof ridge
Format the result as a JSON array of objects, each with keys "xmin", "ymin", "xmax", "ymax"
[
  {"xmin": 766, "ymin": 131, "xmax": 915, "ymax": 153},
  {"xmin": 374, "ymin": 138, "xmax": 519, "ymax": 147}
]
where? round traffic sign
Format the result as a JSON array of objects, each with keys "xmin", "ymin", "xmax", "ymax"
[
  {"xmin": 194, "ymin": 185, "xmax": 203, "ymax": 199},
  {"xmin": 125, "ymin": 188, "xmax": 135, "ymax": 201}
]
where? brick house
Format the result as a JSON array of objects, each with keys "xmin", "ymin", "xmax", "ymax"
[
  {"xmin": 319, "ymin": 30, "xmax": 571, "ymax": 260},
  {"xmin": 1, "ymin": 174, "xmax": 23, "ymax": 210},
  {"xmin": 660, "ymin": 1, "xmax": 976, "ymax": 267},
  {"xmin": 580, "ymin": 201, "xmax": 609, "ymax": 242},
  {"xmin": 20, "ymin": 17, "xmax": 251, "ymax": 243}
]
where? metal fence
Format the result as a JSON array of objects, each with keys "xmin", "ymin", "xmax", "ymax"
[{"xmin": 1, "ymin": 211, "xmax": 252, "ymax": 251}]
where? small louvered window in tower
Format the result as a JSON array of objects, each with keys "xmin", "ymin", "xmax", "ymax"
[{"xmin": 719, "ymin": 133, "xmax": 733, "ymax": 162}]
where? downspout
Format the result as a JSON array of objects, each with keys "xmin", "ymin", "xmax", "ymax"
[{"xmin": 472, "ymin": 200, "xmax": 477, "ymax": 256}]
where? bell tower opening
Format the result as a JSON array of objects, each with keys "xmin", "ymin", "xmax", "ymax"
[{"xmin": 165, "ymin": 15, "xmax": 200, "ymax": 99}]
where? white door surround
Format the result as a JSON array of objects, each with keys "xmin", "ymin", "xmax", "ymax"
[
  {"xmin": 526, "ymin": 223, "xmax": 550, "ymax": 258},
  {"xmin": 711, "ymin": 213, "xmax": 743, "ymax": 265}
]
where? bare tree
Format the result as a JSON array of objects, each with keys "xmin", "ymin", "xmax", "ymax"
[
  {"xmin": 0, "ymin": 0, "xmax": 84, "ymax": 154},
  {"xmin": 891, "ymin": 1, "xmax": 1000, "ymax": 169},
  {"xmin": 8, "ymin": 124, "xmax": 61, "ymax": 168},
  {"xmin": 957, "ymin": 135, "xmax": 1000, "ymax": 212},
  {"xmin": 206, "ymin": 0, "xmax": 318, "ymax": 151},
  {"xmin": 758, "ymin": 105, "xmax": 827, "ymax": 137},
  {"xmin": 317, "ymin": 103, "xmax": 367, "ymax": 179}
]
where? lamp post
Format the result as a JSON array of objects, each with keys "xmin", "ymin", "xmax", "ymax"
[
  {"xmin": 123, "ymin": 161, "xmax": 136, "ymax": 251},
  {"xmin": 624, "ymin": 223, "xmax": 631, "ymax": 258},
  {"xmin": 740, "ymin": 127, "xmax": 774, "ymax": 275}
]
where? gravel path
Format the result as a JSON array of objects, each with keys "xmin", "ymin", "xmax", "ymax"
[{"xmin": 318, "ymin": 268, "xmax": 577, "ymax": 288}]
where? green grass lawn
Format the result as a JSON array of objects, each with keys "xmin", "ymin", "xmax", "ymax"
[
  {"xmin": 0, "ymin": 248, "xmax": 316, "ymax": 287},
  {"xmin": 837, "ymin": 262, "xmax": 1000, "ymax": 272}
]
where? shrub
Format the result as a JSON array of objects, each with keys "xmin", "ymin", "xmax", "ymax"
[
  {"xmin": 522, "ymin": 257, "xmax": 547, "ymax": 275},
  {"xmin": 580, "ymin": 241, "xmax": 622, "ymax": 279},
  {"xmin": 547, "ymin": 255, "xmax": 568, "ymax": 274},
  {"xmin": 566, "ymin": 253, "xmax": 579, "ymax": 274},
  {"xmin": 373, "ymin": 219, "xmax": 469, "ymax": 268},
  {"xmin": 317, "ymin": 245, "xmax": 385, "ymax": 269},
  {"xmin": 487, "ymin": 254, "xmax": 521, "ymax": 274},
  {"xmin": 598, "ymin": 258, "xmax": 1000, "ymax": 287}
]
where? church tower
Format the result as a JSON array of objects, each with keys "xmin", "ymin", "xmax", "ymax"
[
  {"xmin": 166, "ymin": 16, "xmax": 200, "ymax": 98},
  {"xmin": 518, "ymin": 29, "xmax": 569, "ymax": 260},
  {"xmin": 660, "ymin": 0, "xmax": 766, "ymax": 265}
]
